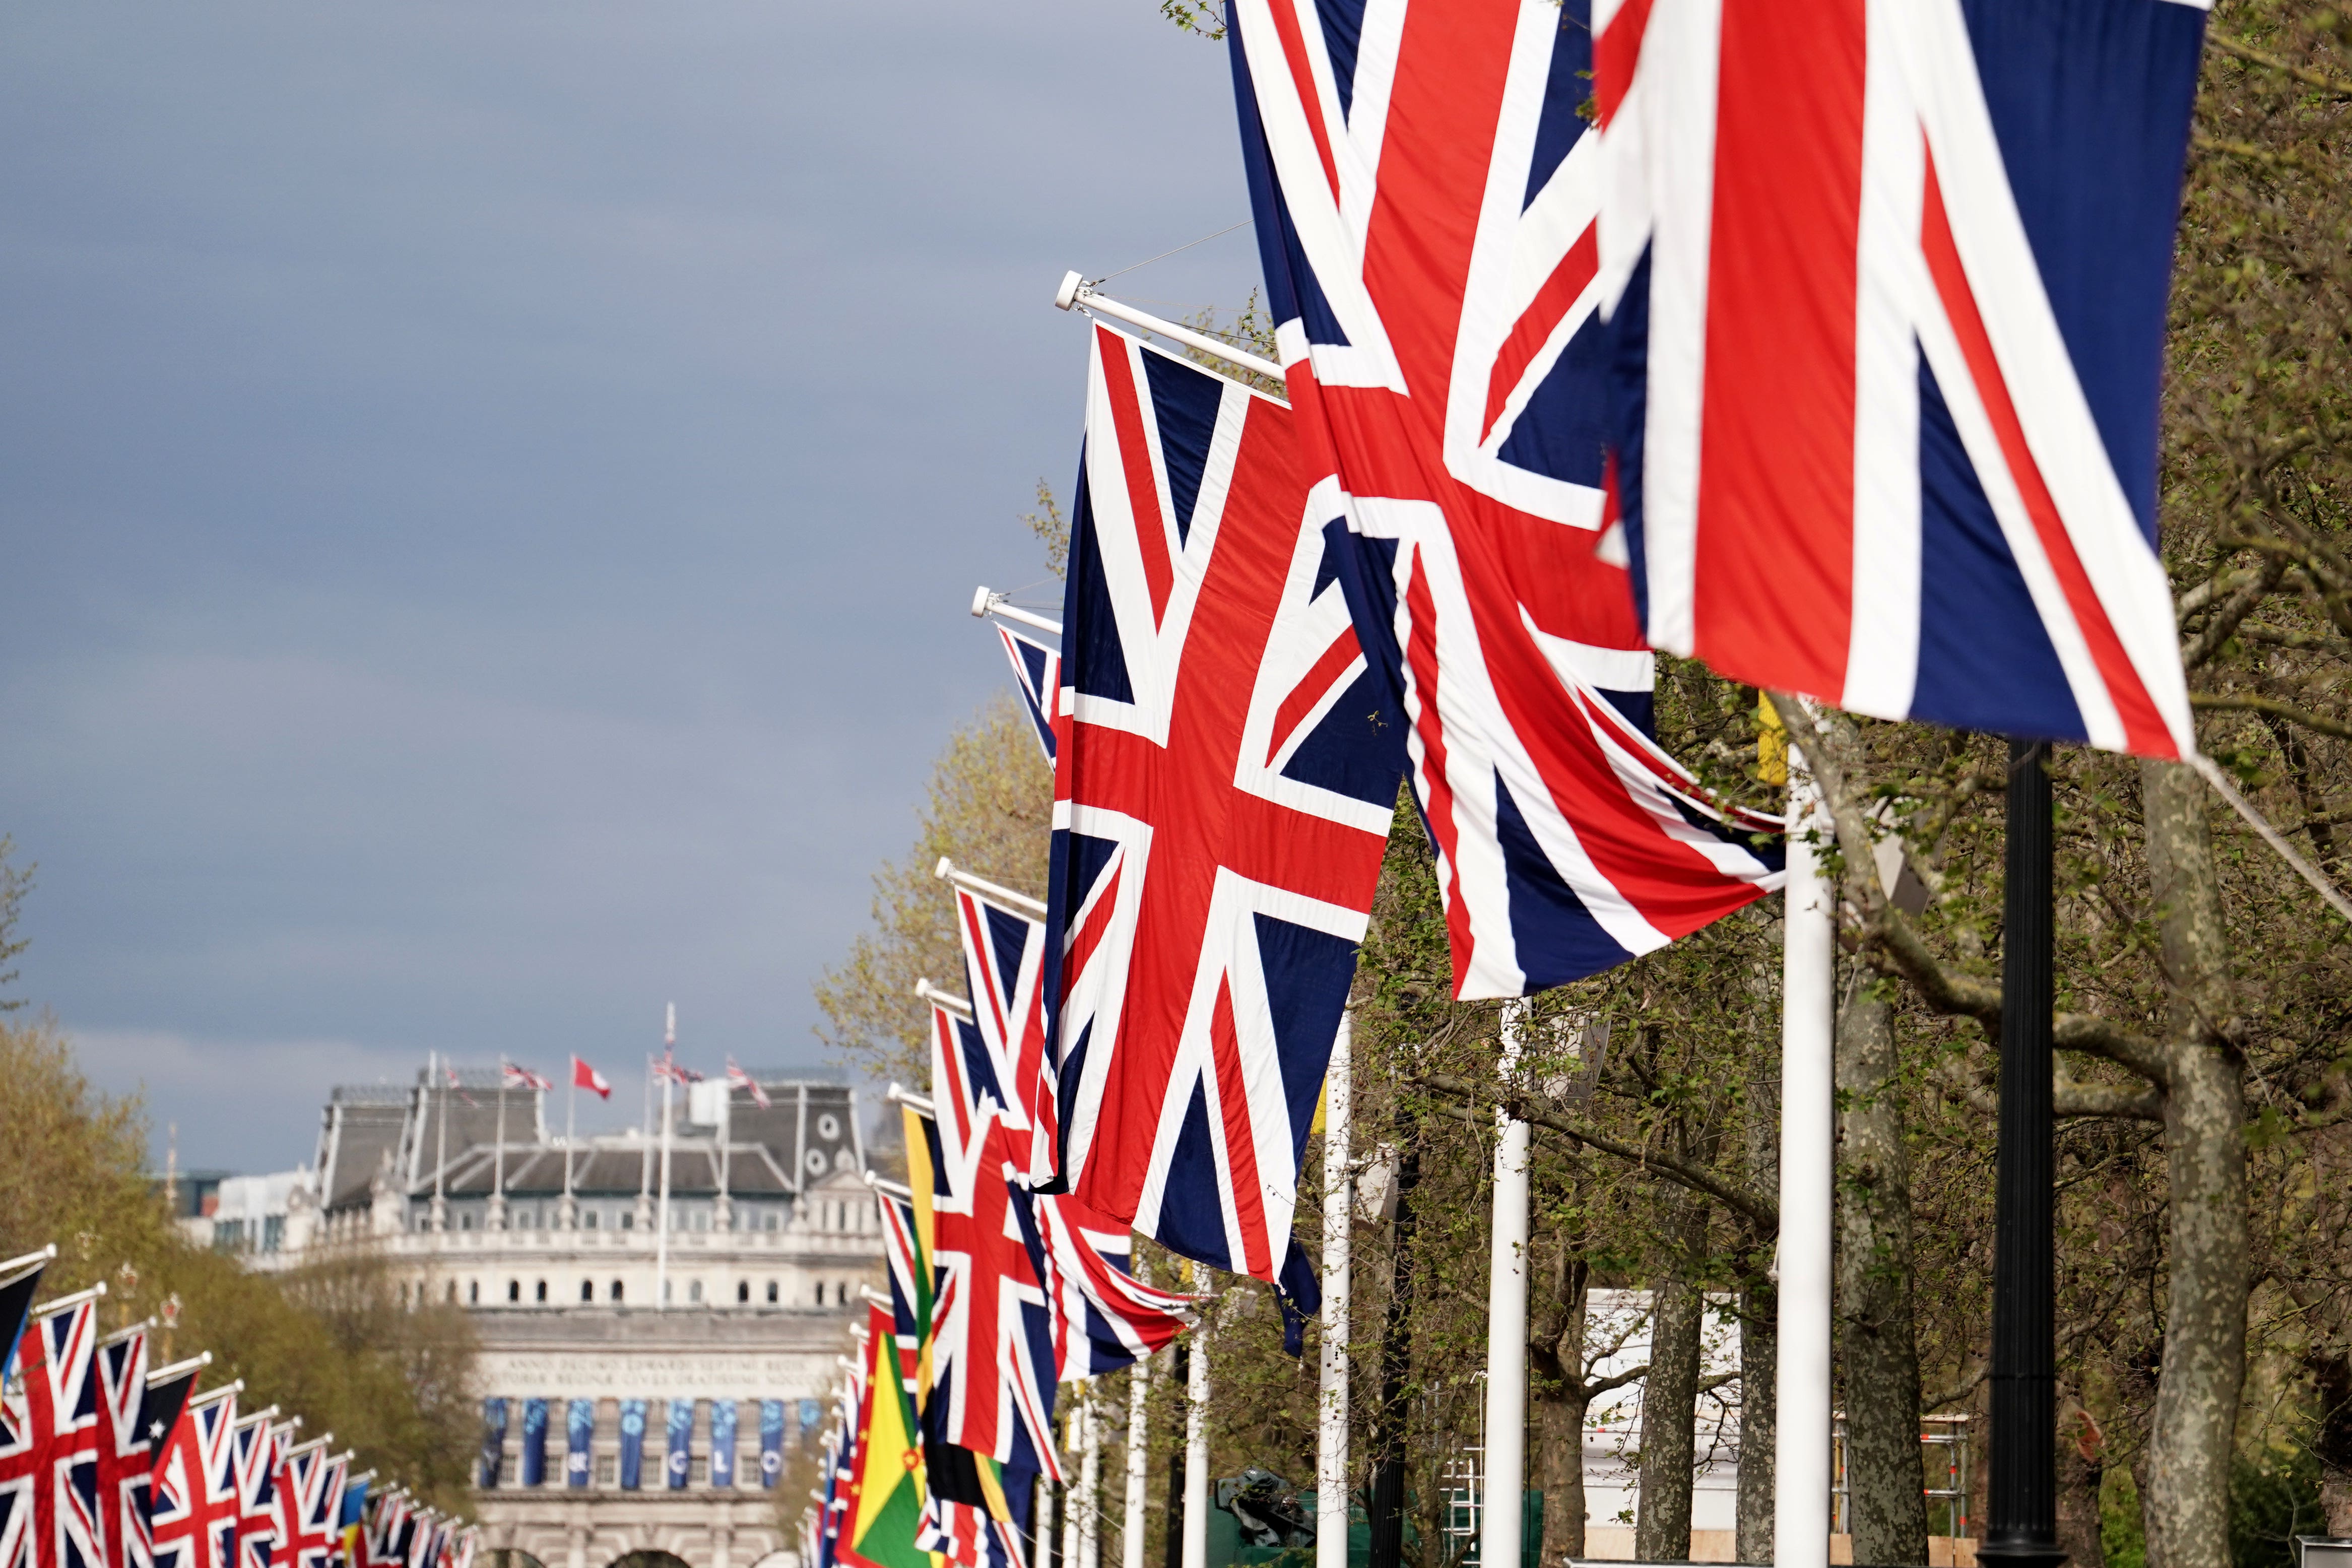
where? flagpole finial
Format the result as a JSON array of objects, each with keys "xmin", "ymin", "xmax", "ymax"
[
  {"xmin": 970, "ymin": 585, "xmax": 993, "ymax": 618},
  {"xmin": 665, "ymin": 1002, "xmax": 676, "ymax": 1048},
  {"xmin": 1055, "ymin": 271, "xmax": 1084, "ymax": 311}
]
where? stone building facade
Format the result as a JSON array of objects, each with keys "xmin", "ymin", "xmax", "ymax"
[{"xmin": 284, "ymin": 1065, "xmax": 884, "ymax": 1568}]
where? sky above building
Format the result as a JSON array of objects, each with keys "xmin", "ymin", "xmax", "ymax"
[{"xmin": 0, "ymin": 1, "xmax": 1259, "ymax": 1170}]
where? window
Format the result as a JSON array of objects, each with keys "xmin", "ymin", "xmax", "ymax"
[
  {"xmin": 689, "ymin": 1280, "xmax": 704, "ymax": 1303},
  {"xmin": 619, "ymin": 1211, "xmax": 634, "ymax": 1230},
  {"xmin": 766, "ymin": 1280, "xmax": 778, "ymax": 1304},
  {"xmin": 580, "ymin": 1280, "xmax": 594, "ymax": 1303},
  {"xmin": 813, "ymin": 1281, "xmax": 826, "ymax": 1306},
  {"xmin": 460, "ymin": 1211, "xmax": 475, "ymax": 1231},
  {"xmin": 690, "ymin": 1209, "xmax": 708, "ymax": 1233},
  {"xmin": 597, "ymin": 1456, "xmax": 617, "ymax": 1486},
  {"xmin": 447, "ymin": 1281, "xmax": 459, "ymax": 1303},
  {"xmin": 692, "ymin": 1458, "xmax": 708, "ymax": 1485},
  {"xmin": 467, "ymin": 1281, "xmax": 479, "ymax": 1304},
  {"xmin": 610, "ymin": 1280, "xmax": 624, "ymax": 1302},
  {"xmin": 816, "ymin": 1114, "xmax": 840, "ymax": 1140},
  {"xmin": 582, "ymin": 1209, "xmax": 599, "ymax": 1230},
  {"xmin": 764, "ymin": 1211, "xmax": 780, "ymax": 1232},
  {"xmin": 535, "ymin": 1280, "xmax": 548, "ymax": 1303},
  {"xmin": 507, "ymin": 1280, "xmax": 520, "ymax": 1303},
  {"xmin": 518, "ymin": 1209, "xmax": 535, "ymax": 1229},
  {"xmin": 737, "ymin": 1281, "xmax": 750, "ymax": 1304}
]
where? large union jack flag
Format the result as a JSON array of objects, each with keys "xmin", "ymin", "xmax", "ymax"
[
  {"xmin": 1228, "ymin": 0, "xmax": 1785, "ymax": 1003},
  {"xmin": 1046, "ymin": 321, "xmax": 1401, "ymax": 1286},
  {"xmin": 14, "ymin": 1295, "xmax": 105, "ymax": 1568},
  {"xmin": 92, "ymin": 1325, "xmax": 149, "ymax": 1568},
  {"xmin": 149, "ymin": 1390, "xmax": 241, "ymax": 1568},
  {"xmin": 1594, "ymin": 0, "xmax": 2204, "ymax": 756}
]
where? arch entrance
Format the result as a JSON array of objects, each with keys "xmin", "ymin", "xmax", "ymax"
[{"xmin": 610, "ymin": 1552, "xmax": 694, "ymax": 1568}]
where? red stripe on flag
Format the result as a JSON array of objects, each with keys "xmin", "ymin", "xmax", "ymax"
[
  {"xmin": 1693, "ymin": 0, "xmax": 1865, "ymax": 698},
  {"xmin": 1594, "ymin": 0, "xmax": 1656, "ymax": 128},
  {"xmin": 1919, "ymin": 161, "xmax": 2173, "ymax": 758},
  {"xmin": 1263, "ymin": 0, "xmax": 1343, "ymax": 203},
  {"xmin": 1095, "ymin": 330, "xmax": 1176, "ymax": 625},
  {"xmin": 1401, "ymin": 551, "xmax": 1476, "ymax": 992},
  {"xmin": 1267, "ymin": 628, "xmax": 1363, "ymax": 767},
  {"xmin": 1480, "ymin": 227, "xmax": 1600, "ymax": 445},
  {"xmin": 1206, "ymin": 979, "xmax": 1274, "ymax": 1279}
]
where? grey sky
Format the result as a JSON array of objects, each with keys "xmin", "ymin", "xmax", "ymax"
[{"xmin": 0, "ymin": 1, "xmax": 1259, "ymax": 1170}]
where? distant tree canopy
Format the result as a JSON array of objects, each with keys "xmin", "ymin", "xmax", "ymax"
[{"xmin": 0, "ymin": 1018, "xmax": 480, "ymax": 1514}]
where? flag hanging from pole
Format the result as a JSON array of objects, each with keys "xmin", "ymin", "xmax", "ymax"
[
  {"xmin": 952, "ymin": 885, "xmax": 1057, "ymax": 1191},
  {"xmin": 1593, "ymin": 0, "xmax": 2203, "ymax": 758},
  {"xmin": 499, "ymin": 1066, "xmax": 551, "ymax": 1092},
  {"xmin": 726, "ymin": 1061, "xmax": 771, "ymax": 1111},
  {"xmin": 148, "ymin": 1388, "xmax": 239, "ymax": 1568},
  {"xmin": 18, "ymin": 1291, "xmax": 106, "ymax": 1568},
  {"xmin": 1226, "ymin": 0, "xmax": 1785, "ymax": 1002},
  {"xmin": 1044, "ymin": 321, "xmax": 1400, "ymax": 1291},
  {"xmin": 994, "ymin": 626, "xmax": 1062, "ymax": 766},
  {"xmin": 571, "ymin": 1059, "xmax": 611, "ymax": 1100},
  {"xmin": 92, "ymin": 1321, "xmax": 152, "ymax": 1568}
]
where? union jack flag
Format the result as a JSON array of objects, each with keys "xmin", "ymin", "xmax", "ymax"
[
  {"xmin": 1, "ymin": 1376, "xmax": 34, "ymax": 1568},
  {"xmin": 1593, "ymin": 0, "xmax": 2203, "ymax": 757},
  {"xmin": 1046, "ymin": 321, "xmax": 1400, "ymax": 1289},
  {"xmin": 498, "ymin": 1065, "xmax": 551, "ymax": 1093},
  {"xmin": 914, "ymin": 1448, "xmax": 1031, "ymax": 1568},
  {"xmin": 148, "ymin": 1389, "xmax": 240, "ymax": 1568},
  {"xmin": 1228, "ymin": 0, "xmax": 1785, "ymax": 1001},
  {"xmin": 923, "ymin": 1109, "xmax": 1060, "ymax": 1483},
  {"xmin": 14, "ymin": 1293, "xmax": 105, "ymax": 1568},
  {"xmin": 726, "ymin": 1060, "xmax": 771, "ymax": 1110},
  {"xmin": 269, "ymin": 1444, "xmax": 335, "ymax": 1568},
  {"xmin": 993, "ymin": 626, "xmax": 1061, "ymax": 766},
  {"xmin": 91, "ymin": 1324, "xmax": 149, "ymax": 1568},
  {"xmin": 229, "ymin": 1419, "xmax": 280, "ymax": 1568},
  {"xmin": 950, "ymin": 882, "xmax": 1057, "ymax": 1191},
  {"xmin": 1032, "ymin": 1193, "xmax": 1194, "ymax": 1381}
]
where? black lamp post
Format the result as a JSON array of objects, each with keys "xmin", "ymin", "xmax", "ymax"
[{"xmin": 1978, "ymin": 739, "xmax": 2065, "ymax": 1567}]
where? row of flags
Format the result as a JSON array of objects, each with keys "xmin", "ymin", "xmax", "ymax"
[
  {"xmin": 0, "ymin": 1250, "xmax": 475, "ymax": 1568},
  {"xmin": 478, "ymin": 1398, "xmax": 797, "ymax": 1492},
  {"xmin": 962, "ymin": 0, "xmax": 2209, "ymax": 1317},
  {"xmin": 806, "ymin": 882, "xmax": 1198, "ymax": 1568}
]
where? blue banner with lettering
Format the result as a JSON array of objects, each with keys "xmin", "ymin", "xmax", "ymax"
[
  {"xmin": 666, "ymin": 1400, "xmax": 693, "ymax": 1490},
  {"xmin": 521, "ymin": 1398, "xmax": 549, "ymax": 1487},
  {"xmin": 479, "ymin": 1398, "xmax": 508, "ymax": 1489},
  {"xmin": 709, "ymin": 1401, "xmax": 738, "ymax": 1488},
  {"xmin": 759, "ymin": 1400, "xmax": 785, "ymax": 1490},
  {"xmin": 566, "ymin": 1400, "xmax": 594, "ymax": 1489},
  {"xmin": 619, "ymin": 1399, "xmax": 647, "ymax": 1490}
]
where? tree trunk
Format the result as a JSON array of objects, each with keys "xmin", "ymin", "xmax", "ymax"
[
  {"xmin": 1635, "ymin": 1207, "xmax": 1706, "ymax": 1563},
  {"xmin": 2056, "ymin": 1402, "xmax": 2108, "ymax": 1568},
  {"xmin": 1735, "ymin": 1270, "xmax": 1776, "ymax": 1566},
  {"xmin": 1836, "ymin": 970, "xmax": 1928, "ymax": 1565},
  {"xmin": 1536, "ymin": 1257, "xmax": 1593, "ymax": 1566},
  {"xmin": 1738, "ymin": 923, "xmax": 1781, "ymax": 1567},
  {"xmin": 1369, "ymin": 1142, "xmax": 1422, "ymax": 1568},
  {"xmin": 2310, "ymin": 1350, "xmax": 2352, "ymax": 1535},
  {"xmin": 2137, "ymin": 758, "xmax": 2248, "ymax": 1568}
]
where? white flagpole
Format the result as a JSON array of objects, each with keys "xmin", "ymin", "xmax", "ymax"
[
  {"xmin": 1778, "ymin": 747, "xmax": 1836, "ymax": 1568},
  {"xmin": 564, "ymin": 1064, "xmax": 577, "ymax": 1227},
  {"xmin": 1482, "ymin": 1004, "xmax": 1530, "ymax": 1568},
  {"xmin": 1122, "ymin": 1326, "xmax": 1153, "ymax": 1568},
  {"xmin": 1060, "ymin": 1400, "xmax": 1084, "ymax": 1568},
  {"xmin": 493, "ymin": 1073, "xmax": 508, "ymax": 1225},
  {"xmin": 657, "ymin": 1003, "xmax": 676, "ymax": 1312},
  {"xmin": 1078, "ymin": 1392, "xmax": 1103, "ymax": 1568},
  {"xmin": 431, "ymin": 1051, "xmax": 448, "ymax": 1232},
  {"xmin": 1317, "ymin": 1015, "xmax": 1354, "ymax": 1568},
  {"xmin": 1182, "ymin": 1306, "xmax": 1210, "ymax": 1568}
]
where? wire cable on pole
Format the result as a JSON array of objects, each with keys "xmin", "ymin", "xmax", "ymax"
[{"xmin": 1092, "ymin": 219, "xmax": 1255, "ymax": 286}]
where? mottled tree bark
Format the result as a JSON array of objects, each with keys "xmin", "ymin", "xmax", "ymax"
[
  {"xmin": 1635, "ymin": 1205, "xmax": 1707, "ymax": 1563},
  {"xmin": 1836, "ymin": 970, "xmax": 1928, "ymax": 1566},
  {"xmin": 1735, "ymin": 1272, "xmax": 1777, "ymax": 1566},
  {"xmin": 2137, "ymin": 759, "xmax": 2248, "ymax": 1568},
  {"xmin": 1738, "ymin": 924, "xmax": 1782, "ymax": 1566}
]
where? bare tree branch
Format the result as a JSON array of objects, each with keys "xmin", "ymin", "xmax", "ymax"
[
  {"xmin": 2205, "ymin": 29, "xmax": 2352, "ymax": 98},
  {"xmin": 1418, "ymin": 1071, "xmax": 1781, "ymax": 1235},
  {"xmin": 2190, "ymin": 693, "xmax": 2352, "ymax": 741}
]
